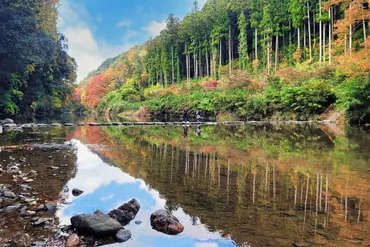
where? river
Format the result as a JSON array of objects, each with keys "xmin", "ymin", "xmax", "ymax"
[{"xmin": 1, "ymin": 123, "xmax": 369, "ymax": 246}]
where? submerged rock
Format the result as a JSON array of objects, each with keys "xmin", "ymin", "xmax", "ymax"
[
  {"xmin": 115, "ymin": 229, "xmax": 131, "ymax": 243},
  {"xmin": 135, "ymin": 220, "xmax": 143, "ymax": 225},
  {"xmin": 108, "ymin": 199, "xmax": 140, "ymax": 225},
  {"xmin": 150, "ymin": 209, "xmax": 184, "ymax": 235},
  {"xmin": 65, "ymin": 233, "xmax": 80, "ymax": 247},
  {"xmin": 70, "ymin": 212, "xmax": 122, "ymax": 236},
  {"xmin": 72, "ymin": 188, "xmax": 83, "ymax": 197}
]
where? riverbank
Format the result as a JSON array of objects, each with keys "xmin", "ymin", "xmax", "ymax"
[{"xmin": 0, "ymin": 142, "xmax": 76, "ymax": 246}]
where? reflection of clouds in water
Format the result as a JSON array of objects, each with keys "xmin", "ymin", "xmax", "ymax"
[{"xmin": 57, "ymin": 140, "xmax": 235, "ymax": 247}]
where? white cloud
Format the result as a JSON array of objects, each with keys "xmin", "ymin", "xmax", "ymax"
[
  {"xmin": 122, "ymin": 29, "xmax": 140, "ymax": 42},
  {"xmin": 142, "ymin": 19, "xmax": 166, "ymax": 37},
  {"xmin": 116, "ymin": 19, "xmax": 132, "ymax": 28},
  {"xmin": 58, "ymin": 0, "xmax": 132, "ymax": 83}
]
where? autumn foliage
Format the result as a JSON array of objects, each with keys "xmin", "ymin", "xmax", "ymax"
[{"xmin": 82, "ymin": 74, "xmax": 112, "ymax": 108}]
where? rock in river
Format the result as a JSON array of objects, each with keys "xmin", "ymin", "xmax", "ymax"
[
  {"xmin": 65, "ymin": 233, "xmax": 80, "ymax": 247},
  {"xmin": 71, "ymin": 212, "xmax": 123, "ymax": 236},
  {"xmin": 72, "ymin": 188, "xmax": 83, "ymax": 197},
  {"xmin": 115, "ymin": 229, "xmax": 132, "ymax": 243},
  {"xmin": 150, "ymin": 210, "xmax": 184, "ymax": 235},
  {"xmin": 108, "ymin": 198, "xmax": 140, "ymax": 225}
]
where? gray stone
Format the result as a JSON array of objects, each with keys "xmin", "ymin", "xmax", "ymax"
[
  {"xmin": 2, "ymin": 204, "xmax": 21, "ymax": 213},
  {"xmin": 4, "ymin": 190, "xmax": 16, "ymax": 198},
  {"xmin": 21, "ymin": 210, "xmax": 36, "ymax": 216},
  {"xmin": 115, "ymin": 229, "xmax": 131, "ymax": 242},
  {"xmin": 33, "ymin": 218, "xmax": 52, "ymax": 226},
  {"xmin": 45, "ymin": 203, "xmax": 57, "ymax": 211},
  {"xmin": 135, "ymin": 220, "xmax": 143, "ymax": 225},
  {"xmin": 150, "ymin": 209, "xmax": 184, "ymax": 235},
  {"xmin": 71, "ymin": 213, "xmax": 122, "ymax": 236},
  {"xmin": 0, "ymin": 118, "xmax": 14, "ymax": 124},
  {"xmin": 64, "ymin": 123, "xmax": 75, "ymax": 127},
  {"xmin": 108, "ymin": 198, "xmax": 140, "ymax": 225}
]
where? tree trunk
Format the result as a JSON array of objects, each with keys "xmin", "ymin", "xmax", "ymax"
[
  {"xmin": 275, "ymin": 35, "xmax": 279, "ymax": 74},
  {"xmin": 229, "ymin": 24, "xmax": 232, "ymax": 76},
  {"xmin": 349, "ymin": 3, "xmax": 352, "ymax": 55},
  {"xmin": 329, "ymin": 7, "xmax": 332, "ymax": 63},
  {"xmin": 349, "ymin": 25, "xmax": 352, "ymax": 55},
  {"xmin": 171, "ymin": 45, "xmax": 174, "ymax": 85},
  {"xmin": 194, "ymin": 53, "xmax": 198, "ymax": 79},
  {"xmin": 363, "ymin": 19, "xmax": 367, "ymax": 44},
  {"xmin": 199, "ymin": 48, "xmax": 202, "ymax": 78},
  {"xmin": 319, "ymin": 0, "xmax": 322, "ymax": 65},
  {"xmin": 186, "ymin": 44, "xmax": 190, "ymax": 86},
  {"xmin": 323, "ymin": 23, "xmax": 326, "ymax": 62},
  {"xmin": 344, "ymin": 34, "xmax": 347, "ymax": 53},
  {"xmin": 206, "ymin": 45, "xmax": 209, "ymax": 77},
  {"xmin": 219, "ymin": 38, "xmax": 222, "ymax": 67},
  {"xmin": 255, "ymin": 28, "xmax": 258, "ymax": 61},
  {"xmin": 267, "ymin": 39, "xmax": 270, "ymax": 75},
  {"xmin": 304, "ymin": 23, "xmax": 306, "ymax": 59},
  {"xmin": 307, "ymin": 0, "xmax": 312, "ymax": 60}
]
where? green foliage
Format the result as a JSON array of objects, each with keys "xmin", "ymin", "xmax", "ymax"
[
  {"xmin": 335, "ymin": 76, "xmax": 370, "ymax": 122},
  {"xmin": 0, "ymin": 0, "xmax": 76, "ymax": 119}
]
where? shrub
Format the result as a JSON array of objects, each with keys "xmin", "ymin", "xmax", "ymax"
[
  {"xmin": 335, "ymin": 75, "xmax": 370, "ymax": 122},
  {"xmin": 202, "ymin": 80, "xmax": 218, "ymax": 90}
]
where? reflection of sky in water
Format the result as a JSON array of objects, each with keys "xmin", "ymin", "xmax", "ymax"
[{"xmin": 56, "ymin": 141, "xmax": 237, "ymax": 247}]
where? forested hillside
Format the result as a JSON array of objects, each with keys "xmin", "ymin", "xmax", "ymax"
[
  {"xmin": 0, "ymin": 0, "xmax": 77, "ymax": 120},
  {"xmin": 79, "ymin": 0, "xmax": 370, "ymax": 122}
]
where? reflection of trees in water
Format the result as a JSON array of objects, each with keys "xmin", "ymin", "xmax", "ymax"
[{"xmin": 77, "ymin": 125, "xmax": 370, "ymax": 246}]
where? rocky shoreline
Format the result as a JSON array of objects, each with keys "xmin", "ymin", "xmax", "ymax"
[{"xmin": 0, "ymin": 142, "xmax": 76, "ymax": 247}]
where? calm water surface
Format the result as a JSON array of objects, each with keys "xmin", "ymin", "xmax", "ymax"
[{"xmin": 5, "ymin": 124, "xmax": 370, "ymax": 246}]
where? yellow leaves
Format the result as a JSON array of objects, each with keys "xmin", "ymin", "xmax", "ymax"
[{"xmin": 27, "ymin": 64, "xmax": 35, "ymax": 74}]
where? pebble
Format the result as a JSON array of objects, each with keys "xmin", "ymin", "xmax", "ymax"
[
  {"xmin": 50, "ymin": 166, "xmax": 59, "ymax": 169},
  {"xmin": 2, "ymin": 204, "xmax": 21, "ymax": 213},
  {"xmin": 4, "ymin": 191, "xmax": 16, "ymax": 198},
  {"xmin": 32, "ymin": 218, "xmax": 51, "ymax": 226},
  {"xmin": 21, "ymin": 210, "xmax": 36, "ymax": 216},
  {"xmin": 36, "ymin": 204, "xmax": 45, "ymax": 211}
]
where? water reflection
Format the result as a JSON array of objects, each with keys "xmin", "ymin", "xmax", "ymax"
[
  {"xmin": 57, "ymin": 140, "xmax": 236, "ymax": 247},
  {"xmin": 62, "ymin": 124, "xmax": 370, "ymax": 246}
]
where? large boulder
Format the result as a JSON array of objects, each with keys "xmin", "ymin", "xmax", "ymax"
[
  {"xmin": 71, "ymin": 212, "xmax": 122, "ymax": 236},
  {"xmin": 108, "ymin": 199, "xmax": 140, "ymax": 225},
  {"xmin": 150, "ymin": 210, "xmax": 184, "ymax": 235}
]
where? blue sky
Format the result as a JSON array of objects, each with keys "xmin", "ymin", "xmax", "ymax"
[{"xmin": 58, "ymin": 0, "xmax": 206, "ymax": 83}]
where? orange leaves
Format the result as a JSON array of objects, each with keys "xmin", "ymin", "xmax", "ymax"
[
  {"xmin": 83, "ymin": 74, "xmax": 112, "ymax": 108},
  {"xmin": 336, "ymin": 38, "xmax": 370, "ymax": 76}
]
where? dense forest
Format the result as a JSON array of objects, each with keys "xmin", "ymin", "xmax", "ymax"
[
  {"xmin": 78, "ymin": 0, "xmax": 370, "ymax": 122},
  {"xmin": 0, "ymin": 0, "xmax": 77, "ymax": 120}
]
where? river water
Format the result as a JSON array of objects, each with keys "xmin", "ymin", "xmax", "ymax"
[{"xmin": 1, "ymin": 124, "xmax": 370, "ymax": 246}]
